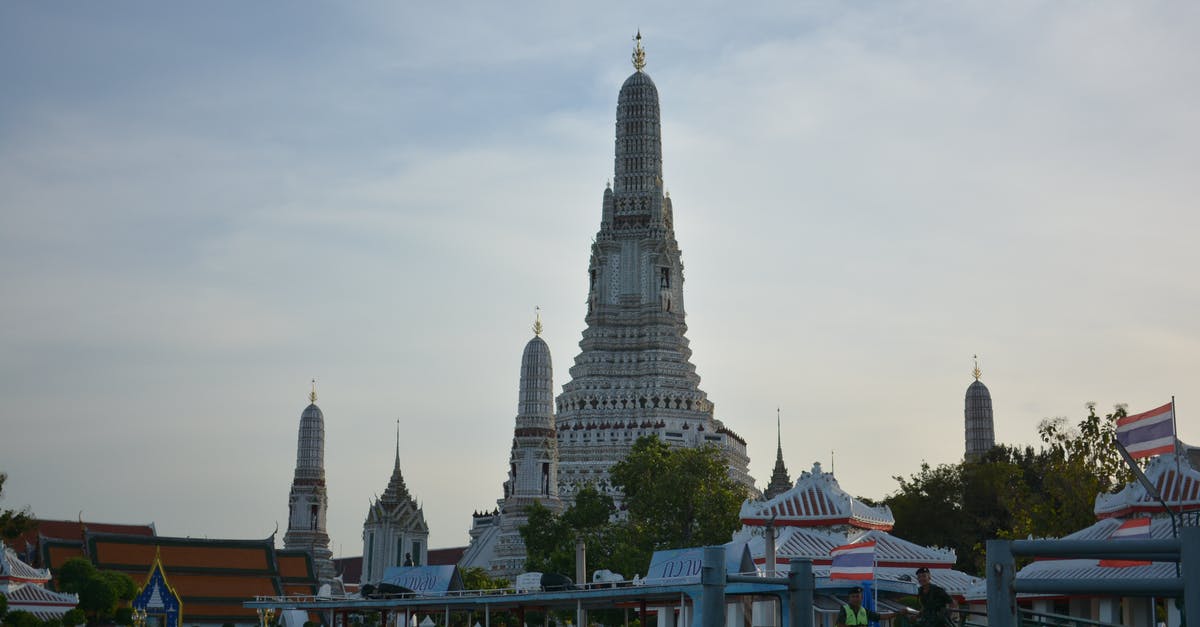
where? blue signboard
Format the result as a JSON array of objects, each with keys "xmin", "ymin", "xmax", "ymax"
[
  {"xmin": 644, "ymin": 542, "xmax": 754, "ymax": 584},
  {"xmin": 380, "ymin": 565, "xmax": 462, "ymax": 595},
  {"xmin": 133, "ymin": 559, "xmax": 183, "ymax": 627}
]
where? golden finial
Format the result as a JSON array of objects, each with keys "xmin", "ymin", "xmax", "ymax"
[
  {"xmin": 632, "ymin": 30, "xmax": 646, "ymax": 72},
  {"xmin": 533, "ymin": 306, "xmax": 543, "ymax": 336},
  {"xmin": 972, "ymin": 355, "xmax": 982, "ymax": 381},
  {"xmin": 309, "ymin": 378, "xmax": 318, "ymax": 403}
]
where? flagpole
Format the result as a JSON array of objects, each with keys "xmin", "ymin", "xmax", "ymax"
[{"xmin": 1172, "ymin": 396, "xmax": 1181, "ymax": 485}]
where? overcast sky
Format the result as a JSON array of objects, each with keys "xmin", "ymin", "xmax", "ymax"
[{"xmin": 2, "ymin": 2, "xmax": 1198, "ymax": 555}]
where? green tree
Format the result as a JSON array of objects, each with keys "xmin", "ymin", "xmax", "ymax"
[
  {"xmin": 0, "ymin": 592, "xmax": 7, "ymax": 621},
  {"xmin": 459, "ymin": 567, "xmax": 510, "ymax": 591},
  {"xmin": 79, "ymin": 576, "xmax": 119, "ymax": 620},
  {"xmin": 99, "ymin": 571, "xmax": 137, "ymax": 604},
  {"xmin": 0, "ymin": 473, "xmax": 37, "ymax": 542},
  {"xmin": 521, "ymin": 436, "xmax": 747, "ymax": 589},
  {"xmin": 611, "ymin": 436, "xmax": 748, "ymax": 550},
  {"xmin": 4, "ymin": 610, "xmax": 42, "ymax": 627},
  {"xmin": 55, "ymin": 558, "xmax": 98, "ymax": 594},
  {"xmin": 885, "ymin": 404, "xmax": 1137, "ymax": 575},
  {"xmin": 62, "ymin": 610, "xmax": 86, "ymax": 627}
]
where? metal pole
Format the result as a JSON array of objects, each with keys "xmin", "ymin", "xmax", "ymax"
[
  {"xmin": 787, "ymin": 558, "xmax": 813, "ymax": 627},
  {"xmin": 986, "ymin": 540, "xmax": 1017, "ymax": 627},
  {"xmin": 1182, "ymin": 527, "xmax": 1200, "ymax": 627},
  {"xmin": 700, "ymin": 546, "xmax": 726, "ymax": 627}
]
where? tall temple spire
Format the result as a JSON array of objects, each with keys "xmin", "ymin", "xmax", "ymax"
[
  {"xmin": 554, "ymin": 41, "xmax": 754, "ymax": 503},
  {"xmin": 965, "ymin": 355, "xmax": 996, "ymax": 462},
  {"xmin": 284, "ymin": 382, "xmax": 337, "ymax": 587},
  {"xmin": 764, "ymin": 407, "xmax": 792, "ymax": 499},
  {"xmin": 484, "ymin": 324, "xmax": 562, "ymax": 576}
]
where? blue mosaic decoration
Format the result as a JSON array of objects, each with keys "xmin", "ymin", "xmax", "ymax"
[{"xmin": 133, "ymin": 557, "xmax": 183, "ymax": 627}]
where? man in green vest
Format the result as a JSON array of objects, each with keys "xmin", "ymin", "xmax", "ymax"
[{"xmin": 836, "ymin": 587, "xmax": 897, "ymax": 627}]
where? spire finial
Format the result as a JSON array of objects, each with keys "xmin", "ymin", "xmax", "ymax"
[
  {"xmin": 972, "ymin": 354, "xmax": 982, "ymax": 381},
  {"xmin": 309, "ymin": 378, "xmax": 318, "ymax": 404},
  {"xmin": 395, "ymin": 419, "xmax": 401, "ymax": 463},
  {"xmin": 775, "ymin": 407, "xmax": 784, "ymax": 459},
  {"xmin": 533, "ymin": 306, "xmax": 543, "ymax": 336},
  {"xmin": 632, "ymin": 30, "xmax": 646, "ymax": 72}
]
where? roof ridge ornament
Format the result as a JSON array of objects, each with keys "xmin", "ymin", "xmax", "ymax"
[
  {"xmin": 533, "ymin": 306, "xmax": 543, "ymax": 336},
  {"xmin": 309, "ymin": 378, "xmax": 318, "ymax": 404},
  {"xmin": 972, "ymin": 354, "xmax": 982, "ymax": 381},
  {"xmin": 632, "ymin": 30, "xmax": 646, "ymax": 72}
]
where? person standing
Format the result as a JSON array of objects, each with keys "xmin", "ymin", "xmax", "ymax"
[
  {"xmin": 836, "ymin": 587, "xmax": 897, "ymax": 627},
  {"xmin": 913, "ymin": 567, "xmax": 956, "ymax": 626}
]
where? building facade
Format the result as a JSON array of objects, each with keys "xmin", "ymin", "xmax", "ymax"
[{"xmin": 360, "ymin": 433, "xmax": 428, "ymax": 585}]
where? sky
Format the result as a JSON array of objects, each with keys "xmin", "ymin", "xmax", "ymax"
[{"xmin": 2, "ymin": 2, "xmax": 1198, "ymax": 555}]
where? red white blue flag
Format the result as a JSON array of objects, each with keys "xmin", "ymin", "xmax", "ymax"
[
  {"xmin": 830, "ymin": 540, "xmax": 876, "ymax": 580},
  {"xmin": 1116, "ymin": 402, "xmax": 1176, "ymax": 459},
  {"xmin": 1099, "ymin": 517, "xmax": 1152, "ymax": 567}
]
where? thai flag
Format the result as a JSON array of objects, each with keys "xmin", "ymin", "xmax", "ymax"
[
  {"xmin": 1116, "ymin": 402, "xmax": 1176, "ymax": 459},
  {"xmin": 830, "ymin": 540, "xmax": 876, "ymax": 580},
  {"xmin": 1099, "ymin": 518, "xmax": 1152, "ymax": 567}
]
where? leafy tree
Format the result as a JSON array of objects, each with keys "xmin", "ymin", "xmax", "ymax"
[
  {"xmin": 0, "ymin": 593, "xmax": 7, "ymax": 621},
  {"xmin": 4, "ymin": 610, "xmax": 41, "ymax": 627},
  {"xmin": 522, "ymin": 435, "xmax": 748, "ymax": 587},
  {"xmin": 79, "ymin": 575, "xmax": 119, "ymax": 620},
  {"xmin": 100, "ymin": 571, "xmax": 137, "ymax": 603},
  {"xmin": 611, "ymin": 436, "xmax": 748, "ymax": 550},
  {"xmin": 113, "ymin": 607, "xmax": 134, "ymax": 626},
  {"xmin": 0, "ymin": 473, "xmax": 37, "ymax": 542},
  {"xmin": 55, "ymin": 559, "xmax": 98, "ymax": 594},
  {"xmin": 459, "ymin": 567, "xmax": 509, "ymax": 591},
  {"xmin": 62, "ymin": 610, "xmax": 86, "ymax": 627},
  {"xmin": 885, "ymin": 404, "xmax": 1137, "ymax": 575}
]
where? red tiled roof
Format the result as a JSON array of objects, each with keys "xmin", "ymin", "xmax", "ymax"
[
  {"xmin": 334, "ymin": 556, "xmax": 362, "ymax": 582},
  {"xmin": 428, "ymin": 546, "xmax": 467, "ymax": 566}
]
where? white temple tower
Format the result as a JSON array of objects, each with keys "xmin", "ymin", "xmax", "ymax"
[
  {"xmin": 964, "ymin": 358, "xmax": 995, "ymax": 461},
  {"xmin": 283, "ymin": 381, "xmax": 337, "ymax": 585},
  {"xmin": 554, "ymin": 34, "xmax": 754, "ymax": 501},
  {"xmin": 360, "ymin": 428, "xmax": 428, "ymax": 585},
  {"xmin": 489, "ymin": 315, "xmax": 563, "ymax": 577}
]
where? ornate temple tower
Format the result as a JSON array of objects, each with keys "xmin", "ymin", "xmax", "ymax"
[
  {"xmin": 964, "ymin": 357, "xmax": 995, "ymax": 461},
  {"xmin": 554, "ymin": 34, "xmax": 754, "ymax": 500},
  {"xmin": 283, "ymin": 382, "xmax": 336, "ymax": 584},
  {"xmin": 489, "ymin": 315, "xmax": 563, "ymax": 576},
  {"xmin": 763, "ymin": 409, "xmax": 792, "ymax": 500},
  {"xmin": 360, "ymin": 428, "xmax": 428, "ymax": 585}
]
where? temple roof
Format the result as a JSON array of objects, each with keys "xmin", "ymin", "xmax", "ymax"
[
  {"xmin": 1094, "ymin": 450, "xmax": 1200, "ymax": 518},
  {"xmin": 962, "ymin": 516, "xmax": 1178, "ymax": 600},
  {"xmin": 741, "ymin": 462, "xmax": 894, "ymax": 530},
  {"xmin": 40, "ymin": 531, "xmax": 317, "ymax": 624},
  {"xmin": 2, "ymin": 582, "xmax": 79, "ymax": 619},
  {"xmin": 1, "ymin": 541, "xmax": 51, "ymax": 586}
]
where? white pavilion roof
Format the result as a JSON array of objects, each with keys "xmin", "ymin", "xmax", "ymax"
[
  {"xmin": 740, "ymin": 462, "xmax": 894, "ymax": 530},
  {"xmin": 1095, "ymin": 451, "xmax": 1200, "ymax": 518},
  {"xmin": 2, "ymin": 583, "xmax": 78, "ymax": 620},
  {"xmin": 0, "ymin": 541, "xmax": 51, "ymax": 587},
  {"xmin": 963, "ymin": 509, "xmax": 1182, "ymax": 600}
]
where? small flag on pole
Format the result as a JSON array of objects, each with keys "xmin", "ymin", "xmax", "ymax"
[
  {"xmin": 1099, "ymin": 517, "xmax": 1152, "ymax": 567},
  {"xmin": 830, "ymin": 540, "xmax": 876, "ymax": 580},
  {"xmin": 1116, "ymin": 402, "xmax": 1176, "ymax": 459}
]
